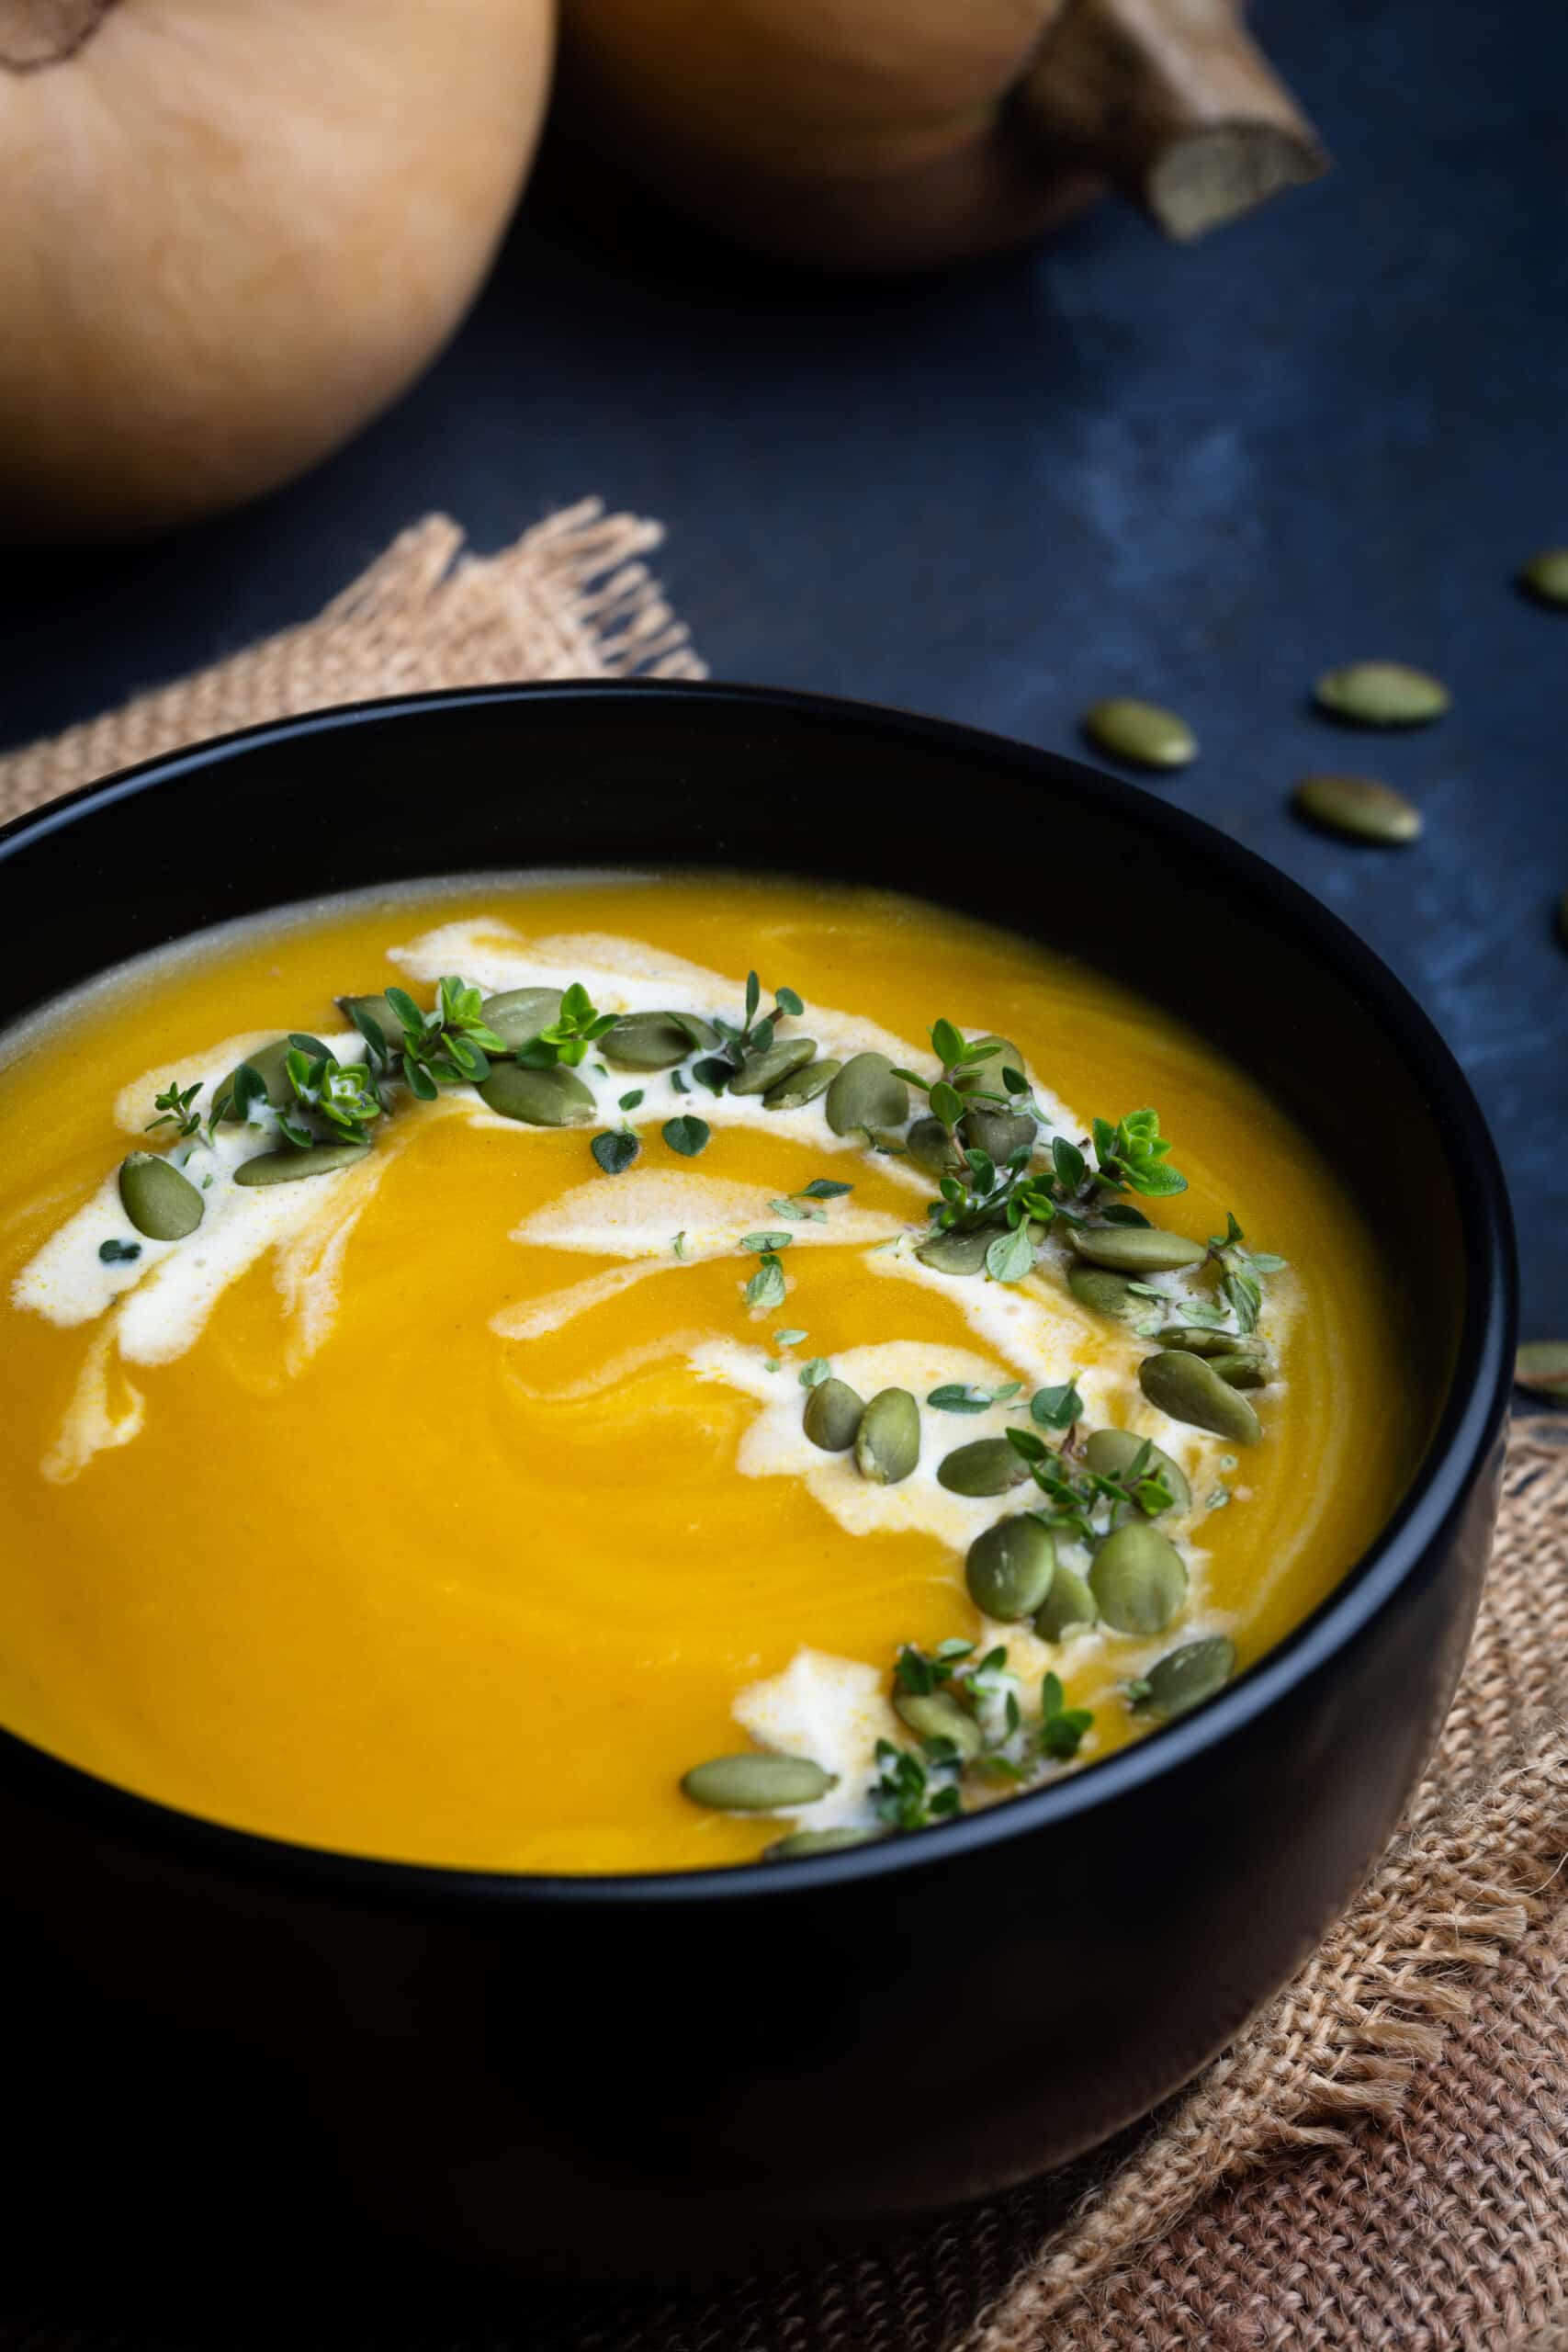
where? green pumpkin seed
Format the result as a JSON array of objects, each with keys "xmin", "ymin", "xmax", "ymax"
[
  {"xmin": 1083, "ymin": 698, "xmax": 1198, "ymax": 770},
  {"xmin": 682, "ymin": 1753, "xmax": 836, "ymax": 1811},
  {"xmin": 1066, "ymin": 1264, "xmax": 1145, "ymax": 1324},
  {"xmin": 1292, "ymin": 774, "xmax": 1422, "ymax": 844},
  {"xmin": 966, "ymin": 1514, "xmax": 1056, "ymax": 1621},
  {"xmin": 1314, "ymin": 662, "xmax": 1450, "ymax": 726},
  {"xmin": 825, "ymin": 1053, "xmax": 910, "ymax": 1136},
  {"xmin": 764, "ymin": 1826, "xmax": 880, "ymax": 1860},
  {"xmin": 1515, "ymin": 1341, "xmax": 1568, "ymax": 1401},
  {"xmin": 964, "ymin": 1108, "xmax": 1038, "ymax": 1162},
  {"xmin": 1033, "ymin": 1566, "xmax": 1098, "ymax": 1642},
  {"xmin": 479, "ymin": 987, "xmax": 564, "ymax": 1050},
  {"xmin": 232, "ymin": 1141, "xmax": 371, "ymax": 1188},
  {"xmin": 730, "ymin": 1036, "xmax": 818, "ymax": 1096},
  {"xmin": 803, "ymin": 1376, "xmax": 865, "ymax": 1452},
  {"xmin": 764, "ymin": 1057, "xmax": 840, "ymax": 1110},
  {"xmin": 337, "ymin": 995, "xmax": 407, "ymax": 1057},
  {"xmin": 955, "ymin": 1036, "xmax": 1027, "ymax": 1096},
  {"xmin": 478, "ymin": 1062, "xmax": 595, "ymax": 1126},
  {"xmin": 1082, "ymin": 1428, "xmax": 1190, "ymax": 1512},
  {"xmin": 937, "ymin": 1437, "xmax": 1032, "ymax": 1498},
  {"xmin": 1138, "ymin": 1350, "xmax": 1261, "ymax": 1444},
  {"xmin": 118, "ymin": 1152, "xmax": 205, "ymax": 1239},
  {"xmin": 918, "ymin": 1226, "xmax": 1000, "ymax": 1276},
  {"xmin": 1089, "ymin": 1521, "xmax": 1188, "ymax": 1634},
  {"xmin": 906, "ymin": 1114, "xmax": 958, "ymax": 1176},
  {"xmin": 603, "ymin": 1010, "xmax": 720, "ymax": 1070},
  {"xmin": 854, "ymin": 1387, "xmax": 920, "ymax": 1485},
  {"xmin": 1208, "ymin": 1350, "xmax": 1269, "ymax": 1389},
  {"xmin": 1520, "ymin": 548, "xmax": 1568, "ymax": 607},
  {"xmin": 1068, "ymin": 1225, "xmax": 1208, "ymax": 1274},
  {"xmin": 894, "ymin": 1690, "xmax": 983, "ymax": 1759},
  {"xmin": 1160, "ymin": 1326, "xmax": 1267, "ymax": 1366},
  {"xmin": 218, "ymin": 1035, "xmax": 304, "ymax": 1117},
  {"xmin": 1133, "ymin": 1634, "xmax": 1236, "ymax": 1719}
]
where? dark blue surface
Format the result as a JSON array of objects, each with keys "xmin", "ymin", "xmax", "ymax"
[{"xmin": 2, "ymin": 0, "xmax": 1562, "ymax": 1329}]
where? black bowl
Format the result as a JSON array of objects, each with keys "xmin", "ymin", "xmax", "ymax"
[{"xmin": 0, "ymin": 684, "xmax": 1515, "ymax": 2284}]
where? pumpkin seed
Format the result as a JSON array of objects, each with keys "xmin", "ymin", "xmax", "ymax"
[
  {"xmin": 603, "ymin": 1010, "xmax": 719, "ymax": 1070},
  {"xmin": 1133, "ymin": 1634, "xmax": 1236, "ymax": 1719},
  {"xmin": 937, "ymin": 1437, "xmax": 1032, "ymax": 1498},
  {"xmin": 1089, "ymin": 1521, "xmax": 1188, "ymax": 1634},
  {"xmin": 682, "ymin": 1753, "xmax": 836, "ymax": 1811},
  {"xmin": 825, "ymin": 1053, "xmax": 910, "ymax": 1136},
  {"xmin": 1033, "ymin": 1565, "xmax": 1098, "ymax": 1642},
  {"xmin": 1292, "ymin": 774, "xmax": 1422, "ymax": 843},
  {"xmin": 966, "ymin": 1514, "xmax": 1056, "ymax": 1621},
  {"xmin": 118, "ymin": 1152, "xmax": 205, "ymax": 1239},
  {"xmin": 1066, "ymin": 1264, "xmax": 1145, "ymax": 1324},
  {"xmin": 478, "ymin": 1062, "xmax": 595, "ymax": 1126},
  {"xmin": 765, "ymin": 1057, "xmax": 840, "ymax": 1110},
  {"xmin": 1138, "ymin": 1349, "xmax": 1261, "ymax": 1444},
  {"xmin": 1515, "ymin": 1341, "xmax": 1568, "ymax": 1401},
  {"xmin": 730, "ymin": 1036, "xmax": 818, "ymax": 1096},
  {"xmin": 1082, "ymin": 1427, "xmax": 1190, "ymax": 1512},
  {"xmin": 854, "ymin": 1386, "xmax": 920, "ymax": 1485},
  {"xmin": 232, "ymin": 1141, "xmax": 371, "ymax": 1188},
  {"xmin": 1208, "ymin": 1350, "xmax": 1269, "ymax": 1389},
  {"xmin": 955, "ymin": 1036, "xmax": 1027, "ymax": 1096},
  {"xmin": 918, "ymin": 1225, "xmax": 1002, "ymax": 1276},
  {"xmin": 479, "ymin": 987, "xmax": 564, "ymax": 1050},
  {"xmin": 906, "ymin": 1114, "xmax": 958, "ymax": 1176},
  {"xmin": 1068, "ymin": 1225, "xmax": 1208, "ymax": 1274},
  {"xmin": 1161, "ymin": 1326, "xmax": 1267, "ymax": 1367},
  {"xmin": 218, "ymin": 1035, "xmax": 303, "ymax": 1117},
  {"xmin": 1314, "ymin": 662, "xmax": 1450, "ymax": 726},
  {"xmin": 1083, "ymin": 698, "xmax": 1198, "ymax": 769},
  {"xmin": 894, "ymin": 1690, "xmax": 983, "ymax": 1758},
  {"xmin": 803, "ymin": 1376, "xmax": 865, "ymax": 1452},
  {"xmin": 964, "ymin": 1108, "xmax": 1038, "ymax": 1162},
  {"xmin": 1518, "ymin": 548, "xmax": 1568, "ymax": 607},
  {"xmin": 337, "ymin": 994, "xmax": 407, "ymax": 1057},
  {"xmin": 764, "ymin": 1826, "xmax": 880, "ymax": 1860}
]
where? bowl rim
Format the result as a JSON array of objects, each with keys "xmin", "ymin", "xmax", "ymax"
[{"xmin": 0, "ymin": 679, "xmax": 1517, "ymax": 1911}]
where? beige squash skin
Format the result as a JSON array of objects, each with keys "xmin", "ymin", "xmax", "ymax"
[
  {"xmin": 0, "ymin": 876, "xmax": 1417, "ymax": 1873},
  {"xmin": 0, "ymin": 0, "xmax": 554, "ymax": 539}
]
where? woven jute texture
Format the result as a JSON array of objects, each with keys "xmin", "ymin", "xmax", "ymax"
[{"xmin": 1, "ymin": 514, "xmax": 1563, "ymax": 2351}]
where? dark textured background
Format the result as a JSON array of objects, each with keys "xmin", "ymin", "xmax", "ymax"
[{"xmin": 2, "ymin": 0, "xmax": 1562, "ymax": 1337}]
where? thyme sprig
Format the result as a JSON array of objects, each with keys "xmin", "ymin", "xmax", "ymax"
[
  {"xmin": 276, "ymin": 1042, "xmax": 385, "ymax": 1150},
  {"xmin": 145, "ymin": 1080, "xmax": 206, "ymax": 1143},
  {"xmin": 702, "ymin": 970, "xmax": 807, "ymax": 1089},
  {"xmin": 374, "ymin": 978, "xmax": 508, "ymax": 1101},
  {"xmin": 1206, "ymin": 1212, "xmax": 1289, "ymax": 1332},
  {"xmin": 1005, "ymin": 1427, "xmax": 1175, "ymax": 1542}
]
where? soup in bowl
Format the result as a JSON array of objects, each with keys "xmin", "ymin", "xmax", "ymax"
[{"xmin": 0, "ymin": 685, "xmax": 1512, "ymax": 2278}]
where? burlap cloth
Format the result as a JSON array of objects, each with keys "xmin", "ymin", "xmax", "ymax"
[{"xmin": 1, "ymin": 508, "xmax": 1563, "ymax": 2352}]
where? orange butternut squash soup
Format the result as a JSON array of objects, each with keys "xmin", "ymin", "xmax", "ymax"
[{"xmin": 0, "ymin": 875, "xmax": 1417, "ymax": 1873}]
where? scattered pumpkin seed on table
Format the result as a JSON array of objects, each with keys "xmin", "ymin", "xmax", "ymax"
[
  {"xmin": 1082, "ymin": 698, "xmax": 1198, "ymax": 770},
  {"xmin": 1313, "ymin": 662, "xmax": 1450, "ymax": 726},
  {"xmin": 1518, "ymin": 548, "xmax": 1568, "ymax": 607},
  {"xmin": 1514, "ymin": 1342, "xmax": 1568, "ymax": 1401},
  {"xmin": 1292, "ymin": 774, "xmax": 1422, "ymax": 844}
]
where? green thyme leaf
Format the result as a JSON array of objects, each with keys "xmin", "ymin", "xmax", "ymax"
[
  {"xmin": 662, "ymin": 1115, "xmax": 711, "ymax": 1158},
  {"xmin": 671, "ymin": 1231, "xmax": 687, "ymax": 1260},
  {"xmin": 617, "ymin": 1089, "xmax": 645, "ymax": 1112},
  {"xmin": 693, "ymin": 1057, "xmax": 733, "ymax": 1095},
  {"xmin": 986, "ymin": 1226, "xmax": 1035, "ymax": 1283},
  {"xmin": 739, "ymin": 1230, "xmax": 794, "ymax": 1252},
  {"xmin": 800, "ymin": 1357, "xmax": 831, "ymax": 1387},
  {"xmin": 1030, "ymin": 1379, "xmax": 1083, "ymax": 1430},
  {"xmin": 798, "ymin": 1179, "xmax": 852, "ymax": 1200},
  {"xmin": 98, "ymin": 1238, "xmax": 142, "ymax": 1265},
  {"xmin": 774, "ymin": 1328, "xmax": 808, "ymax": 1346},
  {"xmin": 745, "ymin": 1252, "xmax": 788, "ymax": 1311},
  {"xmin": 592, "ymin": 1130, "xmax": 639, "ymax": 1177}
]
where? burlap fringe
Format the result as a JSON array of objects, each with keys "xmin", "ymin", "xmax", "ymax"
[
  {"xmin": 963, "ymin": 1420, "xmax": 1568, "ymax": 2349},
  {"xmin": 0, "ymin": 501, "xmax": 705, "ymax": 820}
]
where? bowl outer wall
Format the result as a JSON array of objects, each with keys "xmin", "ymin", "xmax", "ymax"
[{"xmin": 0, "ymin": 684, "xmax": 1516, "ymax": 2274}]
